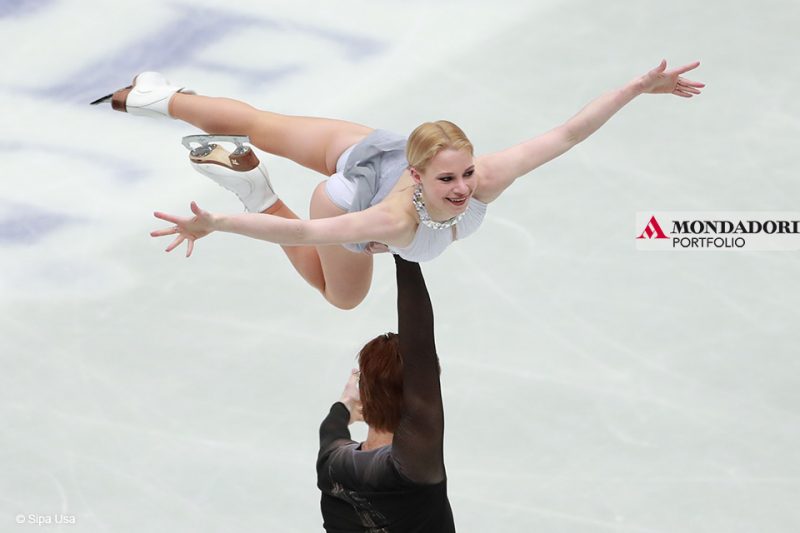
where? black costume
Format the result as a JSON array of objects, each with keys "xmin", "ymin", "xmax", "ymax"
[{"xmin": 316, "ymin": 255, "xmax": 454, "ymax": 533}]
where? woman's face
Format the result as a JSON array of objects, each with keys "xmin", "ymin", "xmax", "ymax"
[{"xmin": 413, "ymin": 148, "xmax": 477, "ymax": 220}]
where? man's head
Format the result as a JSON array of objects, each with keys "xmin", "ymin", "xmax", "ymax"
[{"xmin": 358, "ymin": 333, "xmax": 403, "ymax": 432}]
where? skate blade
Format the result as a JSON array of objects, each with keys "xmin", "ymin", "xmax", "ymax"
[
  {"xmin": 182, "ymin": 134, "xmax": 251, "ymax": 152},
  {"xmin": 90, "ymin": 93, "xmax": 114, "ymax": 105}
]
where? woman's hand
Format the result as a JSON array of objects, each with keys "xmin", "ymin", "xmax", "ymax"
[
  {"xmin": 339, "ymin": 369, "xmax": 363, "ymax": 425},
  {"xmin": 364, "ymin": 241, "xmax": 390, "ymax": 255},
  {"xmin": 150, "ymin": 201, "xmax": 215, "ymax": 257},
  {"xmin": 639, "ymin": 59, "xmax": 705, "ymax": 97}
]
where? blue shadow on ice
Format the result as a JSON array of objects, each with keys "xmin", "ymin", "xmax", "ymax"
[
  {"xmin": 0, "ymin": 0, "xmax": 54, "ymax": 18},
  {"xmin": 33, "ymin": 6, "xmax": 385, "ymax": 104},
  {"xmin": 0, "ymin": 201, "xmax": 79, "ymax": 245},
  {"xmin": 0, "ymin": 141, "xmax": 150, "ymax": 184}
]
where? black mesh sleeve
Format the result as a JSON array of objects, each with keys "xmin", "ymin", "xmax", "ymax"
[
  {"xmin": 318, "ymin": 402, "xmax": 354, "ymax": 459},
  {"xmin": 390, "ymin": 255, "xmax": 445, "ymax": 484}
]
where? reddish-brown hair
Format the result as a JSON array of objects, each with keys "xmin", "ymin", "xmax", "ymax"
[{"xmin": 358, "ymin": 332, "xmax": 403, "ymax": 432}]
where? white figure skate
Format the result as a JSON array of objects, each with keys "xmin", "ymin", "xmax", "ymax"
[
  {"xmin": 90, "ymin": 72, "xmax": 195, "ymax": 118},
  {"xmin": 182, "ymin": 134, "xmax": 278, "ymax": 213}
]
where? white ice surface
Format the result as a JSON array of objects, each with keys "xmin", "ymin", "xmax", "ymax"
[{"xmin": 1, "ymin": 0, "xmax": 799, "ymax": 531}]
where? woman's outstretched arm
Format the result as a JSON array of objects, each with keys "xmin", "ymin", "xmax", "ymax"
[
  {"xmin": 150, "ymin": 200, "xmax": 406, "ymax": 257},
  {"xmin": 475, "ymin": 60, "xmax": 704, "ymax": 203}
]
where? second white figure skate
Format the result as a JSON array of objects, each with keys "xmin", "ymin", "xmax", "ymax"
[{"xmin": 183, "ymin": 135, "xmax": 278, "ymax": 213}]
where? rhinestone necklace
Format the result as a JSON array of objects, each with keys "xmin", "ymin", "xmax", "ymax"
[{"xmin": 412, "ymin": 184, "xmax": 467, "ymax": 230}]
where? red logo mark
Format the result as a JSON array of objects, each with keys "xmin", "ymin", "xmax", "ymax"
[{"xmin": 637, "ymin": 216, "xmax": 669, "ymax": 239}]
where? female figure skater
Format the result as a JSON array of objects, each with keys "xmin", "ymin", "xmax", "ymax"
[
  {"xmin": 101, "ymin": 59, "xmax": 703, "ymax": 309},
  {"xmin": 317, "ymin": 254, "xmax": 453, "ymax": 531}
]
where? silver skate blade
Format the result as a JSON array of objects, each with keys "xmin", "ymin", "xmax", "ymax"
[
  {"xmin": 90, "ymin": 93, "xmax": 114, "ymax": 105},
  {"xmin": 181, "ymin": 134, "xmax": 251, "ymax": 151}
]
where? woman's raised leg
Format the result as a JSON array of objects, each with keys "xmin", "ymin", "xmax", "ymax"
[
  {"xmin": 169, "ymin": 93, "xmax": 372, "ymax": 176},
  {"xmin": 168, "ymin": 92, "xmax": 374, "ymax": 309}
]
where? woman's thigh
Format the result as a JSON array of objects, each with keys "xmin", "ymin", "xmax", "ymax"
[
  {"xmin": 170, "ymin": 94, "xmax": 372, "ymax": 176},
  {"xmin": 310, "ymin": 182, "xmax": 373, "ymax": 310},
  {"xmin": 252, "ymin": 113, "xmax": 373, "ymax": 176}
]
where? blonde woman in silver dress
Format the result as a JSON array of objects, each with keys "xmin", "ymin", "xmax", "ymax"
[{"xmin": 98, "ymin": 59, "xmax": 703, "ymax": 309}]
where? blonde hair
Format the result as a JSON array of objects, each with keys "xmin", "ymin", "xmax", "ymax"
[{"xmin": 406, "ymin": 120, "xmax": 474, "ymax": 172}]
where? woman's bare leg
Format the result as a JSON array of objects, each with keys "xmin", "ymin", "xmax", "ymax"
[
  {"xmin": 262, "ymin": 200, "xmax": 326, "ymax": 292},
  {"xmin": 169, "ymin": 93, "xmax": 374, "ymax": 308},
  {"xmin": 258, "ymin": 183, "xmax": 372, "ymax": 310},
  {"xmin": 169, "ymin": 93, "xmax": 372, "ymax": 176},
  {"xmin": 307, "ymin": 182, "xmax": 373, "ymax": 310}
]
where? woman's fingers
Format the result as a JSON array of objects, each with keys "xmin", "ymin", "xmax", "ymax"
[
  {"xmin": 674, "ymin": 75, "xmax": 703, "ymax": 97},
  {"xmin": 150, "ymin": 225, "xmax": 179, "ymax": 238},
  {"xmin": 157, "ymin": 232, "xmax": 195, "ymax": 256},
  {"xmin": 677, "ymin": 83, "xmax": 702, "ymax": 95},
  {"xmin": 679, "ymin": 77, "xmax": 705, "ymax": 88},
  {"xmin": 364, "ymin": 241, "xmax": 390, "ymax": 254},
  {"xmin": 165, "ymin": 234, "xmax": 185, "ymax": 252},
  {"xmin": 153, "ymin": 211, "xmax": 185, "ymax": 224},
  {"xmin": 671, "ymin": 60, "xmax": 701, "ymax": 75},
  {"xmin": 652, "ymin": 59, "xmax": 667, "ymax": 73},
  {"xmin": 672, "ymin": 88, "xmax": 694, "ymax": 98},
  {"xmin": 151, "ymin": 206, "xmax": 203, "ymax": 257}
]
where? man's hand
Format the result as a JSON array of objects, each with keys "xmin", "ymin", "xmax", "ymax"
[{"xmin": 339, "ymin": 369, "xmax": 363, "ymax": 425}]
